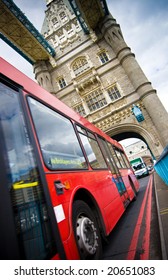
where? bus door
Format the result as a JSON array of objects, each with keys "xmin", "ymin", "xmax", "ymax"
[
  {"xmin": 99, "ymin": 138, "xmax": 129, "ymax": 207},
  {"xmin": 0, "ymin": 77, "xmax": 65, "ymax": 259}
]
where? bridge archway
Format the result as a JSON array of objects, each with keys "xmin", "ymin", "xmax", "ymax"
[{"xmin": 107, "ymin": 124, "xmax": 162, "ymax": 160}]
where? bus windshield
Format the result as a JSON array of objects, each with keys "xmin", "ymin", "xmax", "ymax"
[
  {"xmin": 133, "ymin": 163, "xmax": 146, "ymax": 171},
  {"xmin": 0, "ymin": 81, "xmax": 57, "ymax": 259}
]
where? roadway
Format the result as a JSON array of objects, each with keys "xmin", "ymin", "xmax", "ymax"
[{"xmin": 102, "ymin": 173, "xmax": 163, "ymax": 260}]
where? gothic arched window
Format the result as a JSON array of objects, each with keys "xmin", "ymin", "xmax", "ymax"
[
  {"xmin": 72, "ymin": 57, "xmax": 90, "ymax": 76},
  {"xmin": 107, "ymin": 84, "xmax": 121, "ymax": 102},
  {"xmin": 51, "ymin": 17, "xmax": 59, "ymax": 28},
  {"xmin": 58, "ymin": 77, "xmax": 67, "ymax": 89},
  {"xmin": 98, "ymin": 51, "xmax": 109, "ymax": 64},
  {"xmin": 74, "ymin": 104, "xmax": 86, "ymax": 117},
  {"xmin": 59, "ymin": 11, "xmax": 68, "ymax": 23},
  {"xmin": 85, "ymin": 89, "xmax": 107, "ymax": 112}
]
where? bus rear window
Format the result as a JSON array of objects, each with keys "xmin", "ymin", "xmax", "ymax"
[{"xmin": 28, "ymin": 97, "xmax": 87, "ymax": 170}]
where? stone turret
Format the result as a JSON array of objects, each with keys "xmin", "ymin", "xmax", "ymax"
[{"xmin": 99, "ymin": 14, "xmax": 168, "ymax": 147}]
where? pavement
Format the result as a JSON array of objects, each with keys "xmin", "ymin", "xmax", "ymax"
[{"xmin": 153, "ymin": 171, "xmax": 168, "ymax": 259}]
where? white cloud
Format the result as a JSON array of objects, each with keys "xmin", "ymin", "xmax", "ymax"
[
  {"xmin": 14, "ymin": 0, "xmax": 46, "ymax": 31},
  {"xmin": 0, "ymin": 40, "xmax": 35, "ymax": 79}
]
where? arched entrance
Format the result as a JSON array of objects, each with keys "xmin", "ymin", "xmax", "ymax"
[{"xmin": 107, "ymin": 124, "xmax": 163, "ymax": 160}]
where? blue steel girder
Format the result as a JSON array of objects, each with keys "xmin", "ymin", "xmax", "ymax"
[
  {"xmin": 0, "ymin": 0, "xmax": 55, "ymax": 64},
  {"xmin": 68, "ymin": 0, "xmax": 109, "ymax": 33}
]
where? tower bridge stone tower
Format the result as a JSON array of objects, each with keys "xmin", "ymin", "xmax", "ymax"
[{"xmin": 34, "ymin": 0, "xmax": 168, "ymax": 159}]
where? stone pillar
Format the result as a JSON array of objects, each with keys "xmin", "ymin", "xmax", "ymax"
[
  {"xmin": 34, "ymin": 61, "xmax": 54, "ymax": 93},
  {"xmin": 100, "ymin": 14, "xmax": 168, "ymax": 147}
]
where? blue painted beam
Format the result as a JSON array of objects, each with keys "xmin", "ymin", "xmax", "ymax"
[
  {"xmin": 100, "ymin": 0, "xmax": 109, "ymax": 15},
  {"xmin": 2, "ymin": 0, "xmax": 56, "ymax": 57},
  {"xmin": 68, "ymin": 0, "xmax": 109, "ymax": 33},
  {"xmin": 68, "ymin": 0, "xmax": 90, "ymax": 34}
]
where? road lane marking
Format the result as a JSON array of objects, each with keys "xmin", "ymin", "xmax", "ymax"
[
  {"xmin": 126, "ymin": 175, "xmax": 152, "ymax": 260},
  {"xmin": 140, "ymin": 175, "xmax": 153, "ymax": 260}
]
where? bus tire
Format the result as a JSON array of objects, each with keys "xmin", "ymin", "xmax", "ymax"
[{"xmin": 72, "ymin": 200, "xmax": 102, "ymax": 259}]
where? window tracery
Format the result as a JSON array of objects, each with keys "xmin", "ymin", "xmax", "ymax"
[{"xmin": 72, "ymin": 57, "xmax": 90, "ymax": 76}]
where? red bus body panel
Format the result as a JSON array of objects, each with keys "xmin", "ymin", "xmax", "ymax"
[{"xmin": 0, "ymin": 57, "xmax": 140, "ymax": 259}]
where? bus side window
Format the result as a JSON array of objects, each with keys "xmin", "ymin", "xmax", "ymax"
[
  {"xmin": 121, "ymin": 152, "xmax": 130, "ymax": 168},
  {"xmin": 97, "ymin": 137, "xmax": 117, "ymax": 174},
  {"xmin": 107, "ymin": 142, "xmax": 121, "ymax": 169},
  {"xmin": 76, "ymin": 126, "xmax": 107, "ymax": 169},
  {"xmin": 115, "ymin": 149, "xmax": 127, "ymax": 169},
  {"xmin": 28, "ymin": 97, "xmax": 87, "ymax": 170}
]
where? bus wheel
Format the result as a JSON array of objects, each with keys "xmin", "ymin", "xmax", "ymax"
[{"xmin": 72, "ymin": 200, "xmax": 102, "ymax": 259}]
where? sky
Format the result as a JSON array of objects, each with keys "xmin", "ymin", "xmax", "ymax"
[{"xmin": 1, "ymin": 0, "xmax": 168, "ymax": 146}]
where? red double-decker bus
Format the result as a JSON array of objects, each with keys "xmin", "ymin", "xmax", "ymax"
[{"xmin": 0, "ymin": 57, "xmax": 139, "ymax": 260}]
